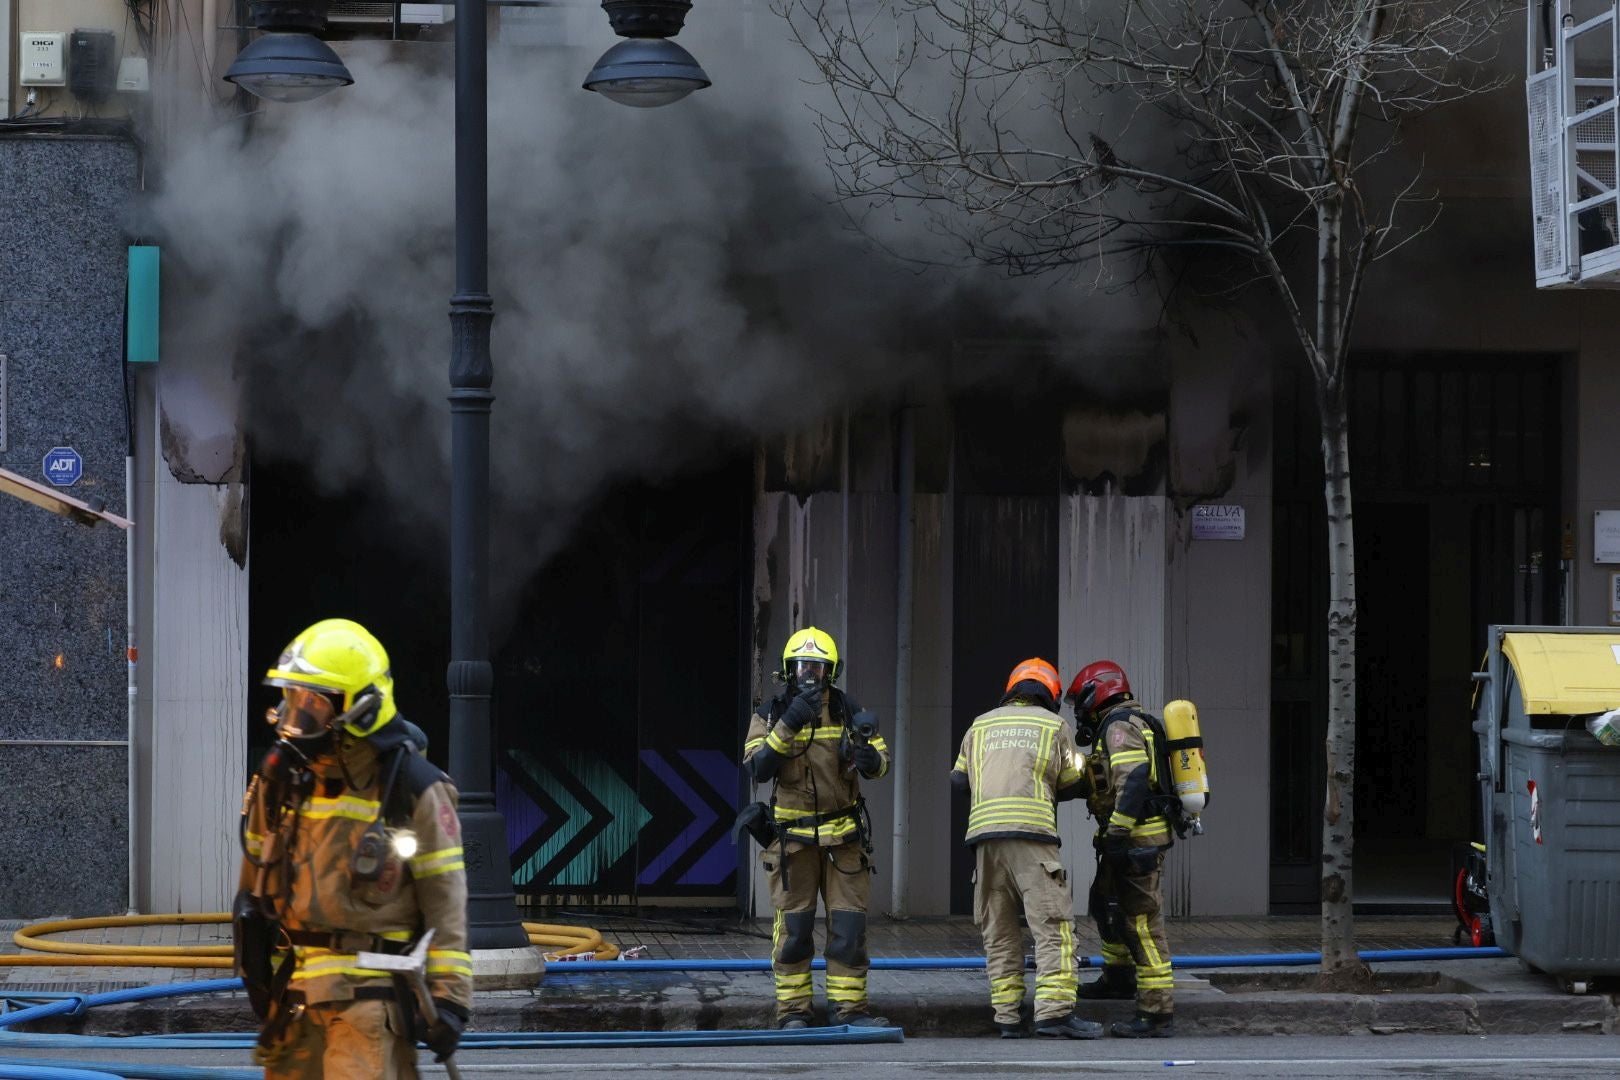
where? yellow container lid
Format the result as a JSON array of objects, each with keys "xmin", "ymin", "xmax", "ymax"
[{"xmin": 1501, "ymin": 632, "xmax": 1620, "ymax": 715}]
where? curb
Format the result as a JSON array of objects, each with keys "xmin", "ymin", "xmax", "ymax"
[{"xmin": 15, "ymin": 990, "xmax": 1618, "ymax": 1039}]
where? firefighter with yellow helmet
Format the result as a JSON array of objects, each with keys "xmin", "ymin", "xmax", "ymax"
[
  {"xmin": 741, "ymin": 627, "xmax": 891, "ymax": 1029},
  {"xmin": 950, "ymin": 659, "xmax": 1102, "ymax": 1039},
  {"xmin": 234, "ymin": 618, "xmax": 472, "ymax": 1077}
]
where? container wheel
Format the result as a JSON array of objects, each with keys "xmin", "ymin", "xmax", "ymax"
[{"xmin": 1563, "ymin": 978, "xmax": 1590, "ymax": 995}]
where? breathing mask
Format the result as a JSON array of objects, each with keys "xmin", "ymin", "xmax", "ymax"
[{"xmin": 790, "ymin": 658, "xmax": 830, "ymax": 697}]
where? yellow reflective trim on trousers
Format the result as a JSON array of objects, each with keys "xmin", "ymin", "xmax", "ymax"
[
  {"xmin": 828, "ymin": 988, "xmax": 866, "ymax": 1002},
  {"xmin": 1060, "ymin": 915, "xmax": 1075, "ymax": 977},
  {"xmin": 1133, "ymin": 914, "xmax": 1167, "ymax": 972},
  {"xmin": 299, "ymin": 795, "xmax": 382, "ymax": 822},
  {"xmin": 826, "ymin": 975, "xmax": 865, "ymax": 985},
  {"xmin": 775, "ymin": 974, "xmax": 812, "ymax": 987}
]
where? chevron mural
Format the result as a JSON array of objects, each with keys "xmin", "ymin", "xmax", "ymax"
[{"xmin": 498, "ymin": 746, "xmax": 740, "ymax": 897}]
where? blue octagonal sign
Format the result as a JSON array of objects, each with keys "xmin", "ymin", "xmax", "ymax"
[{"xmin": 42, "ymin": 446, "xmax": 83, "ymax": 487}]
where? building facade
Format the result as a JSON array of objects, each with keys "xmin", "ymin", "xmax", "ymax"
[{"xmin": 3, "ymin": 1, "xmax": 1619, "ymax": 920}]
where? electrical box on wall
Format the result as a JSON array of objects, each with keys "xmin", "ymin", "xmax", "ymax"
[
  {"xmin": 19, "ymin": 32, "xmax": 67, "ymax": 86},
  {"xmin": 68, "ymin": 30, "xmax": 118, "ymax": 105}
]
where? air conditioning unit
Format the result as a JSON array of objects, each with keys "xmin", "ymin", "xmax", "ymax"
[
  {"xmin": 327, "ymin": 3, "xmax": 455, "ymax": 26},
  {"xmin": 1528, "ymin": 1, "xmax": 1620, "ymax": 288}
]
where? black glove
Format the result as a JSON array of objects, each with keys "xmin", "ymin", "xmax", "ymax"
[
  {"xmin": 1126, "ymin": 846, "xmax": 1161, "ymax": 877},
  {"xmin": 423, "ymin": 999, "xmax": 466, "ymax": 1062},
  {"xmin": 780, "ymin": 689, "xmax": 821, "ymax": 733},
  {"xmin": 852, "ymin": 742, "xmax": 883, "ymax": 776}
]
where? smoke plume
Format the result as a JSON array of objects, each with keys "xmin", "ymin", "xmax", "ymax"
[{"xmin": 140, "ymin": 11, "xmax": 1156, "ymax": 609}]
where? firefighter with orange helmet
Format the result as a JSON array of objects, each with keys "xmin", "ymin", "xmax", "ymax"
[
  {"xmin": 1067, "ymin": 659, "xmax": 1175, "ymax": 1038},
  {"xmin": 742, "ymin": 627, "xmax": 891, "ymax": 1029},
  {"xmin": 951, "ymin": 659, "xmax": 1102, "ymax": 1039},
  {"xmin": 234, "ymin": 619, "xmax": 472, "ymax": 1077}
]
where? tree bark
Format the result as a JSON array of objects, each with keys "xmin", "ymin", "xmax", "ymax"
[{"xmin": 1317, "ymin": 379, "xmax": 1359, "ymax": 975}]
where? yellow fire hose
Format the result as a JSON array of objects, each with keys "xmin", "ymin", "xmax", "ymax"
[{"xmin": 4, "ymin": 914, "xmax": 618, "ymax": 967}]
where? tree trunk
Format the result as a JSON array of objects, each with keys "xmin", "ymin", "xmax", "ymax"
[{"xmin": 1317, "ymin": 382, "xmax": 1360, "ymax": 975}]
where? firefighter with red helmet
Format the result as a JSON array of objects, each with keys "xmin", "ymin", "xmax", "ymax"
[
  {"xmin": 951, "ymin": 659, "xmax": 1102, "ymax": 1040},
  {"xmin": 1066, "ymin": 660, "xmax": 1175, "ymax": 1038}
]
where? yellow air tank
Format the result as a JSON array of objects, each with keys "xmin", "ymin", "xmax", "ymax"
[{"xmin": 1162, "ymin": 699, "xmax": 1209, "ymax": 832}]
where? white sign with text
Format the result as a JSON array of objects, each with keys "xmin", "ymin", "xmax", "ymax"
[{"xmin": 1192, "ymin": 504, "xmax": 1246, "ymax": 541}]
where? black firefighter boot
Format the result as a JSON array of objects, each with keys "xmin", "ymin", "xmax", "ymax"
[
  {"xmin": 1077, "ymin": 966, "xmax": 1136, "ymax": 1001},
  {"xmin": 1111, "ymin": 1011, "xmax": 1174, "ymax": 1038}
]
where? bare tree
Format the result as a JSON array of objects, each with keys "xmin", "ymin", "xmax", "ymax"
[{"xmin": 782, "ymin": 0, "xmax": 1510, "ymax": 976}]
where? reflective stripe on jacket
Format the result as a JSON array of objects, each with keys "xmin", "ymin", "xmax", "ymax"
[
  {"xmin": 1085, "ymin": 702, "xmax": 1172, "ymax": 848},
  {"xmin": 742, "ymin": 693, "xmax": 890, "ymax": 846},
  {"xmin": 237, "ymin": 734, "xmax": 473, "ymax": 1011},
  {"xmin": 952, "ymin": 704, "xmax": 1084, "ymax": 845}
]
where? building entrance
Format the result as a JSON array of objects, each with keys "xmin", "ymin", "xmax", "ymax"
[{"xmin": 1269, "ymin": 357, "xmax": 1562, "ymax": 912}]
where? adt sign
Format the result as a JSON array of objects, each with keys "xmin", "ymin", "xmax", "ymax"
[{"xmin": 42, "ymin": 446, "xmax": 83, "ymax": 487}]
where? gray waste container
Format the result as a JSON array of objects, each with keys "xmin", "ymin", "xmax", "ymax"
[{"xmin": 1473, "ymin": 626, "xmax": 1620, "ymax": 990}]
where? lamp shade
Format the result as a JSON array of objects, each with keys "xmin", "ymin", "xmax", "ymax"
[
  {"xmin": 224, "ymin": 32, "xmax": 354, "ymax": 103},
  {"xmin": 583, "ymin": 38, "xmax": 711, "ymax": 108}
]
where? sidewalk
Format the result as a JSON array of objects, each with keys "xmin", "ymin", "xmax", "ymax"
[{"xmin": 2, "ymin": 915, "xmax": 1615, "ymax": 1037}]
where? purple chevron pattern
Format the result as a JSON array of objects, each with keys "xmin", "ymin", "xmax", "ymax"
[{"xmin": 637, "ymin": 748, "xmax": 738, "ymax": 887}]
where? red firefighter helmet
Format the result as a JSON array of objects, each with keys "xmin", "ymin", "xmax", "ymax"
[{"xmin": 1066, "ymin": 660, "xmax": 1132, "ymax": 715}]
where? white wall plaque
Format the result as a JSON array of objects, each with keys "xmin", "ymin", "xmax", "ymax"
[
  {"xmin": 1192, "ymin": 503, "xmax": 1245, "ymax": 540},
  {"xmin": 1595, "ymin": 511, "xmax": 1620, "ymax": 564}
]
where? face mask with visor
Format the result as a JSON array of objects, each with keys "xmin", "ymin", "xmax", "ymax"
[{"xmin": 790, "ymin": 658, "xmax": 830, "ymax": 696}]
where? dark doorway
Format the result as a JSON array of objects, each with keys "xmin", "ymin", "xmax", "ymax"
[
  {"xmin": 1269, "ymin": 357, "xmax": 1562, "ymax": 912},
  {"xmin": 249, "ymin": 457, "xmax": 753, "ymax": 908},
  {"xmin": 496, "ymin": 466, "xmax": 752, "ymax": 905},
  {"xmin": 948, "ymin": 392, "xmax": 1062, "ymax": 915}
]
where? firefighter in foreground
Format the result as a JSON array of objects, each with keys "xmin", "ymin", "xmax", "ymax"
[
  {"xmin": 1067, "ymin": 660, "xmax": 1175, "ymax": 1038},
  {"xmin": 742, "ymin": 627, "xmax": 891, "ymax": 1028},
  {"xmin": 234, "ymin": 619, "xmax": 472, "ymax": 1077},
  {"xmin": 951, "ymin": 659, "xmax": 1103, "ymax": 1039}
]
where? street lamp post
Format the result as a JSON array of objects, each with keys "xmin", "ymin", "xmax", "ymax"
[{"xmin": 226, "ymin": 0, "xmax": 711, "ymax": 974}]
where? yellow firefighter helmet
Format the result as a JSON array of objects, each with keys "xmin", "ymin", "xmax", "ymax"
[{"xmin": 263, "ymin": 618, "xmax": 398, "ymax": 738}]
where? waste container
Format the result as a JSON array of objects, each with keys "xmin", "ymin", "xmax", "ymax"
[{"xmin": 1473, "ymin": 626, "xmax": 1620, "ymax": 990}]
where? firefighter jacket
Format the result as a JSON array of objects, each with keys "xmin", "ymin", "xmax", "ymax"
[
  {"xmin": 951, "ymin": 703, "xmax": 1085, "ymax": 845},
  {"xmin": 239, "ymin": 723, "xmax": 473, "ymax": 1014},
  {"xmin": 743, "ymin": 688, "xmax": 890, "ymax": 847},
  {"xmin": 1085, "ymin": 700, "xmax": 1172, "ymax": 849}
]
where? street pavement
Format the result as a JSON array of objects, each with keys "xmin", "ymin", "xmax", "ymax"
[
  {"xmin": 6, "ymin": 1035, "xmax": 1620, "ymax": 1077},
  {"xmin": 1, "ymin": 914, "xmax": 1616, "ymax": 1039}
]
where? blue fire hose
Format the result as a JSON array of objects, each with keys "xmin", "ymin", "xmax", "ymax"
[{"xmin": 0, "ymin": 945, "xmax": 1509, "ymax": 1077}]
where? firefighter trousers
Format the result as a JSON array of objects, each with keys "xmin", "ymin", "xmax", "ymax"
[
  {"xmin": 1089, "ymin": 852, "xmax": 1173, "ymax": 1015},
  {"xmin": 762, "ymin": 840, "xmax": 872, "ymax": 1021},
  {"xmin": 262, "ymin": 998, "xmax": 417, "ymax": 1079},
  {"xmin": 973, "ymin": 838, "xmax": 1078, "ymax": 1025}
]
